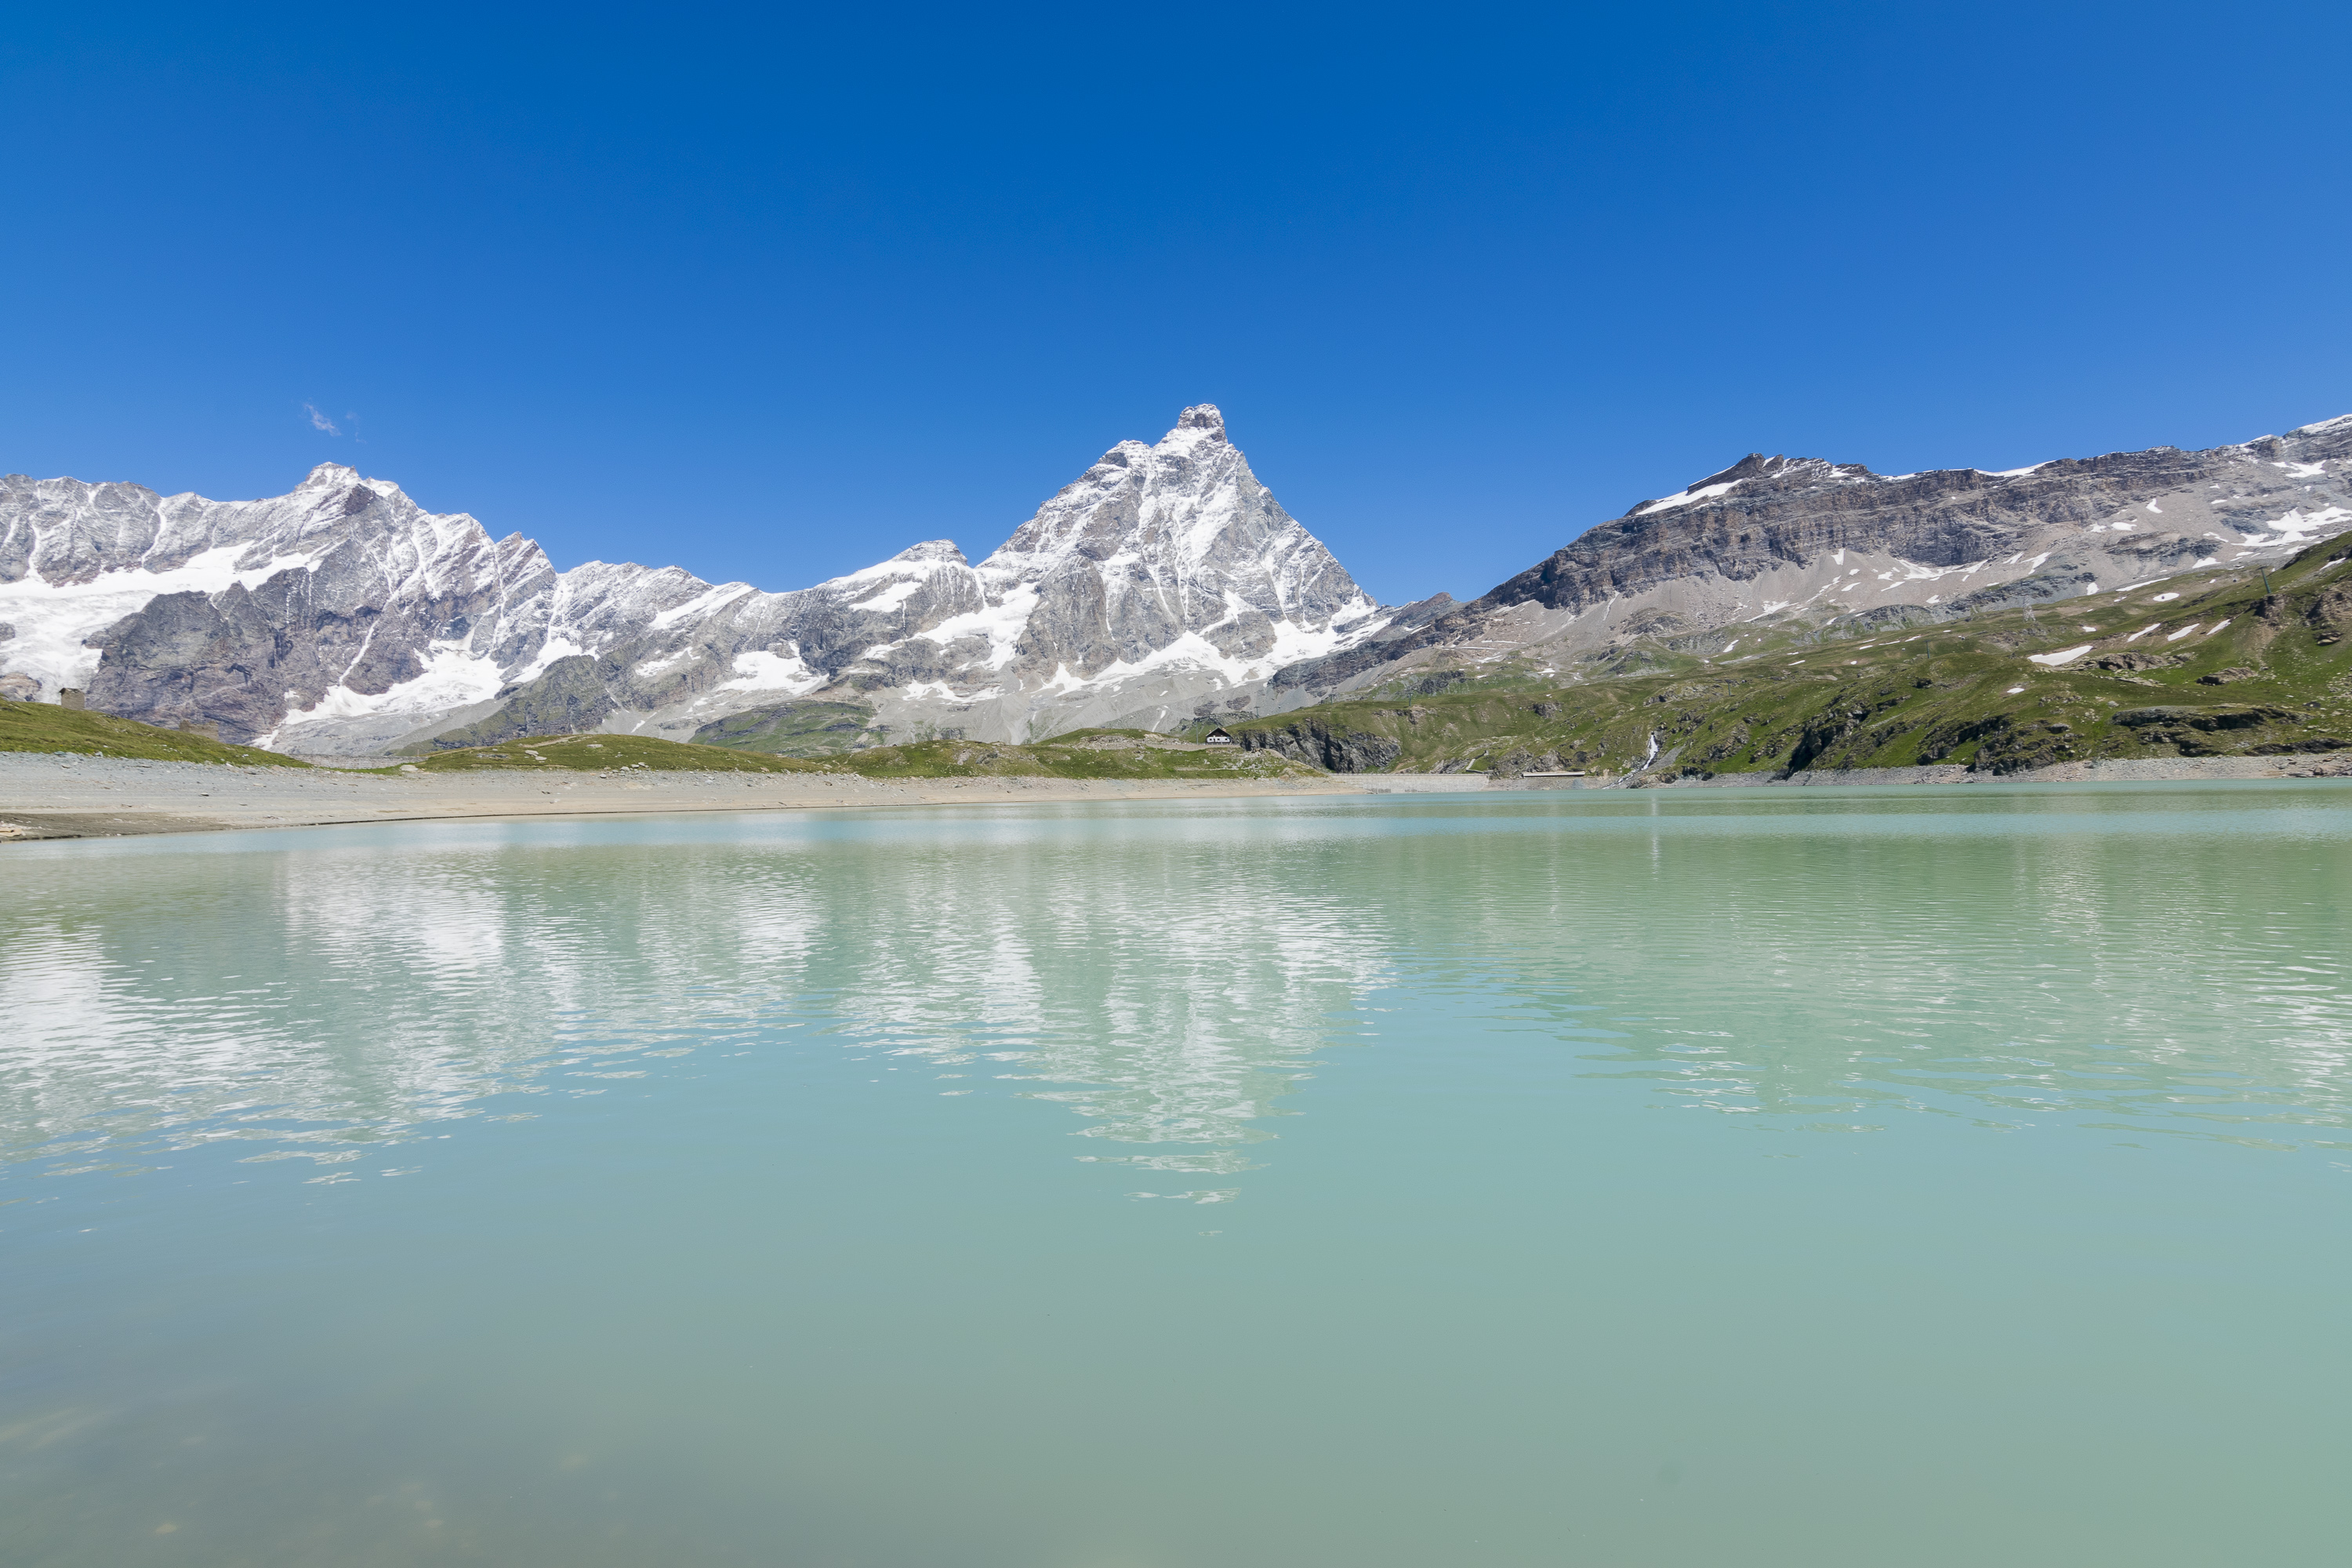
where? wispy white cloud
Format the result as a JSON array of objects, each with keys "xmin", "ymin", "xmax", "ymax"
[{"xmin": 304, "ymin": 401, "xmax": 339, "ymax": 435}]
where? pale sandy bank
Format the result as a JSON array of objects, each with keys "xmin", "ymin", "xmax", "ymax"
[{"xmin": 0, "ymin": 753, "xmax": 1375, "ymax": 840}]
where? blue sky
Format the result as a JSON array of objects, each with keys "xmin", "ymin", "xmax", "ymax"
[{"xmin": 5, "ymin": 2, "xmax": 2347, "ymax": 604}]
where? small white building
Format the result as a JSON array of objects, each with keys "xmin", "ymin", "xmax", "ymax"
[{"xmin": 1202, "ymin": 726, "xmax": 1236, "ymax": 746}]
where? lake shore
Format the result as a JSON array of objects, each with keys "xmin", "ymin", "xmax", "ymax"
[
  {"xmin": 5, "ymin": 749, "xmax": 2347, "ymax": 840},
  {"xmin": 0, "ymin": 753, "xmax": 1371, "ymax": 840},
  {"xmin": 1621, "ymin": 753, "xmax": 2352, "ymax": 789}
]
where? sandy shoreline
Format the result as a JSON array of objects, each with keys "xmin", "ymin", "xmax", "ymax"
[
  {"xmin": 0, "ymin": 754, "xmax": 1375, "ymax": 840},
  {"xmin": 2, "ymin": 750, "xmax": 2346, "ymax": 841}
]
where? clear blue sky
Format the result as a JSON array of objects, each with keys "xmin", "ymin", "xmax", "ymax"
[{"xmin": 5, "ymin": 2, "xmax": 2347, "ymax": 605}]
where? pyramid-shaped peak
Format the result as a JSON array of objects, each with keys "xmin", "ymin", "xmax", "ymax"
[{"xmin": 1171, "ymin": 405, "xmax": 1227, "ymax": 442}]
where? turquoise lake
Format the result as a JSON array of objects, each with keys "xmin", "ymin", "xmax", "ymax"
[{"xmin": 2, "ymin": 782, "xmax": 2348, "ymax": 1566}]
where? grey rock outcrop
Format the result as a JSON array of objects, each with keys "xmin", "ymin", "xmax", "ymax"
[
  {"xmin": 419, "ymin": 655, "xmax": 629, "ymax": 750},
  {"xmin": 2112, "ymin": 705, "xmax": 2300, "ymax": 731},
  {"xmin": 1236, "ymin": 717, "xmax": 1402, "ymax": 772}
]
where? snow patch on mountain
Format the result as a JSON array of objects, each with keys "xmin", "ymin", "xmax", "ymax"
[{"xmin": 0, "ymin": 544, "xmax": 314, "ymax": 702}]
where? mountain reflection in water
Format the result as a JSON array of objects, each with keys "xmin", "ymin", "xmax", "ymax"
[
  {"xmin": 2, "ymin": 789, "xmax": 2347, "ymax": 1191},
  {"xmin": 1, "ymin": 810, "xmax": 1390, "ymax": 1186}
]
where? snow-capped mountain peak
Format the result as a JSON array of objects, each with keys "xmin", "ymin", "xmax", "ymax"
[{"xmin": 0, "ymin": 407, "xmax": 1394, "ymax": 751}]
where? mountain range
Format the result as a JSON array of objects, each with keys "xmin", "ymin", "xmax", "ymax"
[{"xmin": 2, "ymin": 405, "xmax": 2347, "ymax": 755}]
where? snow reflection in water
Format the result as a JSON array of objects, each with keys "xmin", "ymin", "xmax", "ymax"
[
  {"xmin": 2, "ymin": 787, "xmax": 2348, "ymax": 1190},
  {"xmin": 0, "ymin": 810, "xmax": 1389, "ymax": 1185}
]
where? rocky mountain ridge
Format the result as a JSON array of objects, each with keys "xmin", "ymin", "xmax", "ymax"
[
  {"xmin": 1225, "ymin": 525, "xmax": 2352, "ymax": 781},
  {"xmin": 4, "ymin": 405, "xmax": 2347, "ymax": 756},
  {"xmin": 0, "ymin": 407, "xmax": 1394, "ymax": 753},
  {"xmin": 1262, "ymin": 412, "xmax": 2352, "ymax": 702}
]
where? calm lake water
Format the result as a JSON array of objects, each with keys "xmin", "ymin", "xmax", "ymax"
[{"xmin": 3, "ymin": 783, "xmax": 2348, "ymax": 1566}]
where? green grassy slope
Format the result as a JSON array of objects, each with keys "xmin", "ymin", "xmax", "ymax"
[
  {"xmin": 1224, "ymin": 533, "xmax": 2352, "ymax": 776},
  {"xmin": 374, "ymin": 728, "xmax": 1318, "ymax": 781},
  {"xmin": 0, "ymin": 700, "xmax": 310, "ymax": 766},
  {"xmin": 689, "ymin": 700, "xmax": 883, "ymax": 755}
]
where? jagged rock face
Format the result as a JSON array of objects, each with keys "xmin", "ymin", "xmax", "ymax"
[
  {"xmin": 765, "ymin": 405, "xmax": 1381, "ymax": 731},
  {"xmin": 477, "ymin": 405, "xmax": 1388, "ymax": 748},
  {"xmin": 1235, "ymin": 717, "xmax": 1403, "ymax": 773},
  {"xmin": 421, "ymin": 655, "xmax": 631, "ymax": 750},
  {"xmin": 1488, "ymin": 423, "xmax": 2352, "ymax": 616},
  {"xmin": 1276, "ymin": 412, "xmax": 2352, "ymax": 698},
  {"xmin": 0, "ymin": 407, "xmax": 1392, "ymax": 751},
  {"xmin": 0, "ymin": 466, "xmax": 599, "ymax": 744},
  {"xmin": 982, "ymin": 404, "xmax": 1370, "ymax": 676}
]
